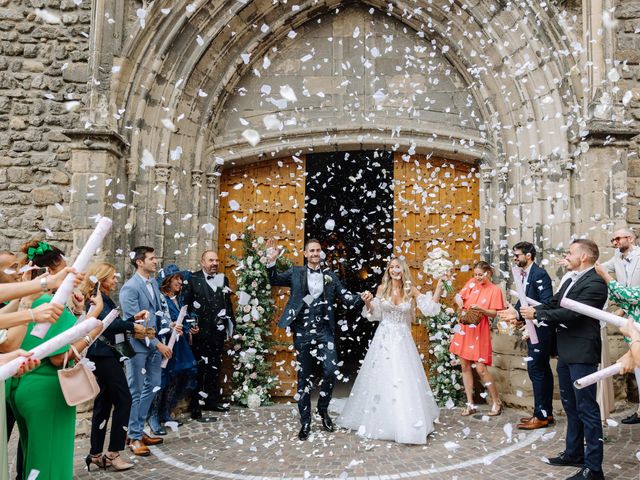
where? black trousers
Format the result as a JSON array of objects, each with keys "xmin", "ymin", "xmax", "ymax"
[
  {"xmin": 89, "ymin": 355, "xmax": 132, "ymax": 454},
  {"xmin": 6, "ymin": 401, "xmax": 23, "ymax": 480},
  {"xmin": 190, "ymin": 331, "xmax": 225, "ymax": 409},
  {"xmin": 527, "ymin": 327, "xmax": 554, "ymax": 420}
]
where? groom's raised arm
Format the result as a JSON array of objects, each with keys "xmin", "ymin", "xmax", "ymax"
[{"xmin": 267, "ymin": 264, "xmax": 294, "ymax": 288}]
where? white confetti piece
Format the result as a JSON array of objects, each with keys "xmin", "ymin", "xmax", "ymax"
[
  {"xmin": 140, "ymin": 149, "xmax": 156, "ymax": 169},
  {"xmin": 161, "ymin": 118, "xmax": 176, "ymax": 131},
  {"xmin": 324, "ymin": 219, "xmax": 335, "ymax": 231},
  {"xmin": 229, "ymin": 199, "xmax": 240, "ymax": 211},
  {"xmin": 152, "ymin": 385, "xmax": 161, "ymax": 393},
  {"xmin": 279, "ymin": 85, "xmax": 297, "ymax": 102},
  {"xmin": 242, "ymin": 129, "xmax": 260, "ymax": 146},
  {"xmin": 201, "ymin": 223, "xmax": 214, "ymax": 234},
  {"xmin": 35, "ymin": 9, "xmax": 60, "ymax": 24}
]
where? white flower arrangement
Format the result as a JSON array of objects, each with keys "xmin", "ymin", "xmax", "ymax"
[
  {"xmin": 323, "ymin": 274, "xmax": 332, "ymax": 285},
  {"xmin": 423, "ymin": 247, "xmax": 455, "ymax": 293}
]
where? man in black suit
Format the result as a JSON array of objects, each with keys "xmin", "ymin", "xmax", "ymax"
[
  {"xmin": 521, "ymin": 239, "xmax": 608, "ymax": 480},
  {"xmin": 182, "ymin": 250, "xmax": 235, "ymax": 420},
  {"xmin": 506, "ymin": 241, "xmax": 555, "ymax": 430},
  {"xmin": 267, "ymin": 238, "xmax": 364, "ymax": 441}
]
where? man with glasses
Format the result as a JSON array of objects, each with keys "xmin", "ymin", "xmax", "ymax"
[{"xmin": 602, "ymin": 228, "xmax": 640, "ymax": 425}]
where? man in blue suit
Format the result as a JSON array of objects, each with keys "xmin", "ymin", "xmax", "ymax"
[
  {"xmin": 510, "ymin": 241, "xmax": 555, "ymax": 430},
  {"xmin": 267, "ymin": 238, "xmax": 364, "ymax": 441},
  {"xmin": 119, "ymin": 246, "xmax": 173, "ymax": 456}
]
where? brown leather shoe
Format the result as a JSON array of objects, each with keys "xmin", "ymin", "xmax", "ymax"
[
  {"xmin": 142, "ymin": 433, "xmax": 163, "ymax": 446},
  {"xmin": 129, "ymin": 440, "xmax": 150, "ymax": 456},
  {"xmin": 517, "ymin": 417, "xmax": 549, "ymax": 430},
  {"xmin": 519, "ymin": 416, "xmax": 534, "ymax": 423}
]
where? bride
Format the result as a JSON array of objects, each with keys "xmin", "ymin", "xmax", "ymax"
[{"xmin": 336, "ymin": 257, "xmax": 442, "ymax": 444}]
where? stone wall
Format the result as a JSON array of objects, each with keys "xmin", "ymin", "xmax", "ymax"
[{"xmin": 0, "ymin": 0, "xmax": 90, "ymax": 253}]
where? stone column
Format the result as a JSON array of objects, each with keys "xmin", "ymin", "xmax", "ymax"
[
  {"xmin": 153, "ymin": 163, "xmax": 172, "ymax": 261},
  {"xmin": 205, "ymin": 166, "xmax": 222, "ymax": 251},
  {"xmin": 187, "ymin": 170, "xmax": 204, "ymax": 268},
  {"xmin": 64, "ymin": 129, "xmax": 129, "ymax": 268}
]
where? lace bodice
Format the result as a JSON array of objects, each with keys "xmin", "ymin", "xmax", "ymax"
[{"xmin": 362, "ymin": 293, "xmax": 440, "ymax": 324}]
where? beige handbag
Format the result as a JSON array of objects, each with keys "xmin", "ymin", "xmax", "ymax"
[{"xmin": 57, "ymin": 345, "xmax": 100, "ymax": 406}]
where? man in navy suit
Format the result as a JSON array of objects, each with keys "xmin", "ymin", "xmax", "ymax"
[
  {"xmin": 267, "ymin": 238, "xmax": 364, "ymax": 441},
  {"xmin": 511, "ymin": 242, "xmax": 554, "ymax": 430},
  {"xmin": 119, "ymin": 246, "xmax": 173, "ymax": 456}
]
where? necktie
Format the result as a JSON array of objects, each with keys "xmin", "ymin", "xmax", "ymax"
[
  {"xmin": 520, "ymin": 268, "xmax": 527, "ymax": 283},
  {"xmin": 207, "ymin": 275, "xmax": 215, "ymax": 280},
  {"xmin": 308, "ymin": 268, "xmax": 321, "ymax": 274}
]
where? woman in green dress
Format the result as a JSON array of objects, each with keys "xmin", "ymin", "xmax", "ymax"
[
  {"xmin": 4, "ymin": 241, "xmax": 102, "ymax": 479},
  {"xmin": 0, "ymin": 260, "xmax": 80, "ymax": 480}
]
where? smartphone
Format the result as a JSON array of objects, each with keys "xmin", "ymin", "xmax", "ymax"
[
  {"xmin": 33, "ymin": 266, "xmax": 48, "ymax": 277},
  {"xmin": 91, "ymin": 281, "xmax": 100, "ymax": 297}
]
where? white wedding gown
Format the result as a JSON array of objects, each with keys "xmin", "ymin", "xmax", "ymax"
[{"xmin": 336, "ymin": 293, "xmax": 441, "ymax": 444}]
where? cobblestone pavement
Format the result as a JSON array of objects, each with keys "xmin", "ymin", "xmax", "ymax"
[{"xmin": 8, "ymin": 404, "xmax": 640, "ymax": 479}]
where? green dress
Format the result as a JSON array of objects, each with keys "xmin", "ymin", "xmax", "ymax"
[
  {"xmin": 607, "ymin": 280, "xmax": 640, "ymax": 341},
  {"xmin": 6, "ymin": 295, "xmax": 77, "ymax": 480}
]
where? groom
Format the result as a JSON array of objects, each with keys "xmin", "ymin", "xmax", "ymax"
[{"xmin": 267, "ymin": 238, "xmax": 364, "ymax": 441}]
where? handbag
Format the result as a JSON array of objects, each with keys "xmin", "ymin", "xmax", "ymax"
[
  {"xmin": 458, "ymin": 308, "xmax": 483, "ymax": 325},
  {"xmin": 57, "ymin": 345, "xmax": 100, "ymax": 406},
  {"xmin": 98, "ymin": 333, "xmax": 136, "ymax": 359}
]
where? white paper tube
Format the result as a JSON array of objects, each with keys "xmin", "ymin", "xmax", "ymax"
[
  {"xmin": 161, "ymin": 305, "xmax": 188, "ymax": 369},
  {"xmin": 511, "ymin": 267, "xmax": 539, "ymax": 344},
  {"xmin": 509, "ymin": 290, "xmax": 541, "ymax": 307},
  {"xmin": 32, "ymin": 218, "xmax": 112, "ymax": 338},
  {"xmin": 560, "ymin": 297, "xmax": 640, "ymax": 335},
  {"xmin": 574, "ymin": 363, "xmax": 621, "ymax": 389},
  {"xmin": 0, "ymin": 317, "xmax": 102, "ymax": 381}
]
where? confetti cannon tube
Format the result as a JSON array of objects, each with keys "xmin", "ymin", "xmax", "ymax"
[
  {"xmin": 509, "ymin": 290, "xmax": 541, "ymax": 307},
  {"xmin": 0, "ymin": 317, "xmax": 104, "ymax": 381},
  {"xmin": 32, "ymin": 217, "xmax": 113, "ymax": 338},
  {"xmin": 559, "ymin": 297, "xmax": 640, "ymax": 335},
  {"xmin": 574, "ymin": 363, "xmax": 621, "ymax": 390},
  {"xmin": 511, "ymin": 267, "xmax": 539, "ymax": 344},
  {"xmin": 161, "ymin": 305, "xmax": 188, "ymax": 368}
]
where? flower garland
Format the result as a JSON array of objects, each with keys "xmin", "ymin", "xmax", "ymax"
[
  {"xmin": 230, "ymin": 232, "xmax": 289, "ymax": 407},
  {"xmin": 424, "ymin": 307, "xmax": 466, "ymax": 408}
]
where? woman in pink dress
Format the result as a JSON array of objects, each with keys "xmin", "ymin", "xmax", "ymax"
[{"xmin": 449, "ymin": 261, "xmax": 504, "ymax": 416}]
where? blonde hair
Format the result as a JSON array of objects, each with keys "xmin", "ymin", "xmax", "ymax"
[
  {"xmin": 80, "ymin": 262, "xmax": 117, "ymax": 299},
  {"xmin": 378, "ymin": 257, "xmax": 414, "ymax": 301}
]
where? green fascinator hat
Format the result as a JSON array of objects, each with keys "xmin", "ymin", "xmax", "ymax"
[{"xmin": 26, "ymin": 242, "xmax": 53, "ymax": 261}]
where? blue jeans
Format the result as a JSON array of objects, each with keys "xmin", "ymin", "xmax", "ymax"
[
  {"xmin": 293, "ymin": 323, "xmax": 337, "ymax": 425},
  {"xmin": 126, "ymin": 349, "xmax": 162, "ymax": 440},
  {"xmin": 556, "ymin": 359, "xmax": 603, "ymax": 471}
]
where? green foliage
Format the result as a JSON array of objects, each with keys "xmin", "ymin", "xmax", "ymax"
[{"xmin": 423, "ymin": 308, "xmax": 466, "ymax": 408}]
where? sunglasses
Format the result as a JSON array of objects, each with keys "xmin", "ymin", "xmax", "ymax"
[{"xmin": 611, "ymin": 236, "xmax": 630, "ymax": 244}]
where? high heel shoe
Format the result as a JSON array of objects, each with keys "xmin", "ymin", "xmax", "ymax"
[
  {"xmin": 85, "ymin": 453, "xmax": 106, "ymax": 471},
  {"xmin": 103, "ymin": 452, "xmax": 134, "ymax": 471}
]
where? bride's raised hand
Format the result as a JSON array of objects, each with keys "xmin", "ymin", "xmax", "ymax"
[{"xmin": 266, "ymin": 238, "xmax": 280, "ymax": 264}]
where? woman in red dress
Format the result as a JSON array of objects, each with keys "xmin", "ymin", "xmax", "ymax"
[{"xmin": 449, "ymin": 261, "xmax": 504, "ymax": 416}]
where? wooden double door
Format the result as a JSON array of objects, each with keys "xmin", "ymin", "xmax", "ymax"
[{"xmin": 217, "ymin": 153, "xmax": 479, "ymax": 398}]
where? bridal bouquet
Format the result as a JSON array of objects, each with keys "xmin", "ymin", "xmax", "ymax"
[{"xmin": 423, "ymin": 248, "xmax": 455, "ymax": 293}]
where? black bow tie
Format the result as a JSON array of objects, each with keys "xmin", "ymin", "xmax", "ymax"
[
  {"xmin": 307, "ymin": 268, "xmax": 321, "ymax": 274},
  {"xmin": 206, "ymin": 275, "xmax": 215, "ymax": 280}
]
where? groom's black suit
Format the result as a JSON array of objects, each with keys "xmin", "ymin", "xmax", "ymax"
[
  {"xmin": 533, "ymin": 267, "xmax": 607, "ymax": 473},
  {"xmin": 268, "ymin": 265, "xmax": 363, "ymax": 425}
]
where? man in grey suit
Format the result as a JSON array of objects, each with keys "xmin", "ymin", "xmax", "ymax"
[
  {"xmin": 602, "ymin": 227, "xmax": 640, "ymax": 425},
  {"xmin": 119, "ymin": 246, "xmax": 173, "ymax": 456}
]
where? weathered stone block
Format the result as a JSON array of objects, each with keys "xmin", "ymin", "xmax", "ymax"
[
  {"xmin": 31, "ymin": 186, "xmax": 61, "ymax": 205},
  {"xmin": 616, "ymin": 2, "xmax": 640, "ymax": 19},
  {"xmin": 11, "ymin": 140, "xmax": 31, "ymax": 152},
  {"xmin": 7, "ymin": 167, "xmax": 31, "ymax": 184}
]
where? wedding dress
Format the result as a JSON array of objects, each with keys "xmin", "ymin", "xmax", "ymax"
[{"xmin": 336, "ymin": 293, "xmax": 441, "ymax": 444}]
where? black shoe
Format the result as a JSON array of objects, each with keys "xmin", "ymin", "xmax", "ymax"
[
  {"xmin": 151, "ymin": 426, "xmax": 167, "ymax": 436},
  {"xmin": 317, "ymin": 409, "xmax": 335, "ymax": 432},
  {"xmin": 191, "ymin": 409, "xmax": 202, "ymax": 420},
  {"xmin": 209, "ymin": 404, "xmax": 230, "ymax": 412},
  {"xmin": 565, "ymin": 467, "xmax": 604, "ymax": 480},
  {"xmin": 546, "ymin": 452, "xmax": 584, "ymax": 468},
  {"xmin": 621, "ymin": 412, "xmax": 640, "ymax": 424},
  {"xmin": 298, "ymin": 423, "xmax": 311, "ymax": 441}
]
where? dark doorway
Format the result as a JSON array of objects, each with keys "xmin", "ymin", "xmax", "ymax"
[{"xmin": 305, "ymin": 151, "xmax": 394, "ymax": 379}]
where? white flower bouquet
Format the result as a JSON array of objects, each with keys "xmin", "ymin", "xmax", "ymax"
[{"xmin": 423, "ymin": 248, "xmax": 455, "ymax": 293}]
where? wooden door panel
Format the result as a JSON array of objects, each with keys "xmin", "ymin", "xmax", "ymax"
[
  {"xmin": 218, "ymin": 157, "xmax": 306, "ymax": 399},
  {"xmin": 393, "ymin": 153, "xmax": 480, "ymax": 376}
]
